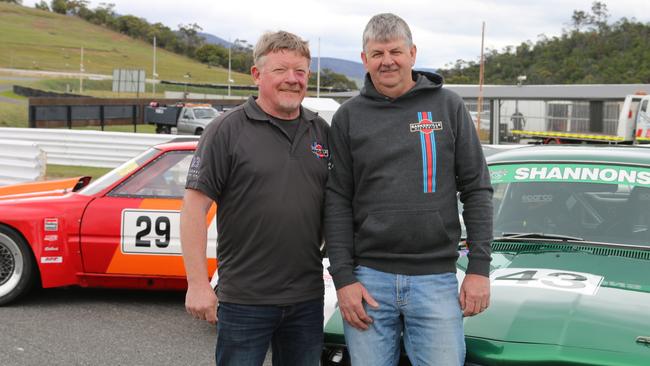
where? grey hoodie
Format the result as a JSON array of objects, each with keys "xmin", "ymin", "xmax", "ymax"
[{"xmin": 325, "ymin": 71, "xmax": 493, "ymax": 289}]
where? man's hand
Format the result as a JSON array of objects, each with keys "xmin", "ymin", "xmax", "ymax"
[
  {"xmin": 185, "ymin": 283, "xmax": 218, "ymax": 324},
  {"xmin": 459, "ymin": 274, "xmax": 490, "ymax": 317},
  {"xmin": 336, "ymin": 282, "xmax": 379, "ymax": 330},
  {"xmin": 181, "ymin": 189, "xmax": 216, "ymax": 324}
]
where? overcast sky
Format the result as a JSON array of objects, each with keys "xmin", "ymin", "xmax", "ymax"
[{"xmin": 22, "ymin": 0, "xmax": 650, "ymax": 69}]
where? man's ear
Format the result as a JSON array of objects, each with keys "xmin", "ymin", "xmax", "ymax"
[
  {"xmin": 251, "ymin": 65, "xmax": 261, "ymax": 85},
  {"xmin": 361, "ymin": 51, "xmax": 369, "ymax": 71},
  {"xmin": 410, "ymin": 44, "xmax": 417, "ymax": 66}
]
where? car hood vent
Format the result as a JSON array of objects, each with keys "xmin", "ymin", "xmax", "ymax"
[{"xmin": 492, "ymin": 241, "xmax": 650, "ymax": 261}]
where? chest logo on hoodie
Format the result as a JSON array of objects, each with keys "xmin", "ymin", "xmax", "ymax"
[{"xmin": 410, "ymin": 112, "xmax": 439, "ymax": 193}]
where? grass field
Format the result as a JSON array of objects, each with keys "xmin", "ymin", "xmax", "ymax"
[
  {"xmin": 0, "ymin": 99, "xmax": 27, "ymax": 127},
  {"xmin": 46, "ymin": 164, "xmax": 112, "ymax": 180},
  {"xmin": 0, "ymin": 2, "xmax": 251, "ymax": 85},
  {"xmin": 0, "ymin": 1, "xmax": 256, "ymax": 128}
]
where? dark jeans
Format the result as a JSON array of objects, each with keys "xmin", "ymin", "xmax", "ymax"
[{"xmin": 215, "ymin": 298, "xmax": 324, "ymax": 366}]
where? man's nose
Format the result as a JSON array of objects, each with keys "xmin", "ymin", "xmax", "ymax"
[
  {"xmin": 380, "ymin": 52, "xmax": 395, "ymax": 66},
  {"xmin": 285, "ymin": 70, "xmax": 299, "ymax": 83}
]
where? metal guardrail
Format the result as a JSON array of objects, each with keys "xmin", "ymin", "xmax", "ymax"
[
  {"xmin": 0, "ymin": 139, "xmax": 46, "ymax": 186},
  {"xmin": 0, "ymin": 127, "xmax": 195, "ymax": 169},
  {"xmin": 28, "ymin": 97, "xmax": 243, "ymax": 128}
]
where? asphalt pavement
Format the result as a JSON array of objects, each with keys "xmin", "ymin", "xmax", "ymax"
[{"xmin": 0, "ymin": 287, "xmax": 272, "ymax": 366}]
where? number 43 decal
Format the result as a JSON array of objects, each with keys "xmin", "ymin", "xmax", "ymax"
[{"xmin": 491, "ymin": 268, "xmax": 603, "ymax": 296}]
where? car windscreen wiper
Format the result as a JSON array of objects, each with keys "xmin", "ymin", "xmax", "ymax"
[{"xmin": 496, "ymin": 232, "xmax": 585, "ymax": 241}]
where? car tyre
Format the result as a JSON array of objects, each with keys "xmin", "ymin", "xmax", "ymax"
[
  {"xmin": 194, "ymin": 128, "xmax": 203, "ymax": 135},
  {"xmin": 156, "ymin": 125, "xmax": 172, "ymax": 134},
  {"xmin": 0, "ymin": 226, "xmax": 38, "ymax": 305}
]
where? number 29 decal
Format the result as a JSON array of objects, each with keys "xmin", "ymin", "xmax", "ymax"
[
  {"xmin": 121, "ymin": 209, "xmax": 181, "ymax": 255},
  {"xmin": 491, "ymin": 268, "xmax": 603, "ymax": 296}
]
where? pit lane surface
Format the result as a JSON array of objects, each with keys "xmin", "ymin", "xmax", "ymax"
[{"xmin": 0, "ymin": 287, "xmax": 273, "ymax": 365}]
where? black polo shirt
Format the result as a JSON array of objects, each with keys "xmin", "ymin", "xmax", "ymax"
[{"xmin": 186, "ymin": 96, "xmax": 330, "ymax": 305}]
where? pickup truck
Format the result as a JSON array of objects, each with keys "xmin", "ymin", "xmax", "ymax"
[{"xmin": 145, "ymin": 102, "xmax": 220, "ymax": 135}]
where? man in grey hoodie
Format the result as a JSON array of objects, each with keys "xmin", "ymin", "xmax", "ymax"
[{"xmin": 324, "ymin": 13, "xmax": 493, "ymax": 366}]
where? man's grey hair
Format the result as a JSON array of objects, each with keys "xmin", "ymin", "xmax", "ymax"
[
  {"xmin": 253, "ymin": 31, "xmax": 311, "ymax": 66},
  {"xmin": 362, "ymin": 13, "xmax": 413, "ymax": 52}
]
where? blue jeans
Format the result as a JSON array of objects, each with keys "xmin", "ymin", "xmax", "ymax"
[
  {"xmin": 344, "ymin": 266, "xmax": 465, "ymax": 366},
  {"xmin": 215, "ymin": 299, "xmax": 324, "ymax": 366}
]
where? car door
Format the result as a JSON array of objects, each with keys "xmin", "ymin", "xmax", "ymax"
[
  {"xmin": 79, "ymin": 149, "xmax": 217, "ymax": 277},
  {"xmin": 177, "ymin": 108, "xmax": 194, "ymax": 134}
]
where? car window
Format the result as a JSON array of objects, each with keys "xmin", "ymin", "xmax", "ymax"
[
  {"xmin": 109, "ymin": 151, "xmax": 193, "ymax": 198},
  {"xmin": 194, "ymin": 108, "xmax": 218, "ymax": 119},
  {"xmin": 490, "ymin": 163, "xmax": 650, "ymax": 246},
  {"xmin": 79, "ymin": 148, "xmax": 160, "ymax": 196}
]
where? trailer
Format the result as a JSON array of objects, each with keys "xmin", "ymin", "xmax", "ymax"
[
  {"xmin": 144, "ymin": 102, "xmax": 220, "ymax": 135},
  {"xmin": 511, "ymin": 93, "xmax": 650, "ymax": 144}
]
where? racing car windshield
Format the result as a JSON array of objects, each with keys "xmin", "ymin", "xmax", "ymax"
[
  {"xmin": 490, "ymin": 163, "xmax": 650, "ymax": 247},
  {"xmin": 78, "ymin": 148, "xmax": 160, "ymax": 196}
]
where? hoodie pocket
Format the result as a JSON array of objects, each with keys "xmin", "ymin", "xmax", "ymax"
[{"xmin": 356, "ymin": 209, "xmax": 452, "ymax": 255}]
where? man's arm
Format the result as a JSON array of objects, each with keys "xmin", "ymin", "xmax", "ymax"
[
  {"xmin": 181, "ymin": 188, "xmax": 217, "ymax": 324},
  {"xmin": 325, "ymin": 109, "xmax": 378, "ymax": 330},
  {"xmin": 454, "ymin": 101, "xmax": 493, "ymax": 316}
]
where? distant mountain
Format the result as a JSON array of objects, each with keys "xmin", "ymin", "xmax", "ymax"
[
  {"xmin": 416, "ymin": 67, "xmax": 438, "ymax": 74},
  {"xmin": 199, "ymin": 32, "xmax": 232, "ymax": 48},
  {"xmin": 200, "ymin": 32, "xmax": 364, "ymax": 80},
  {"xmin": 310, "ymin": 57, "xmax": 365, "ymax": 80}
]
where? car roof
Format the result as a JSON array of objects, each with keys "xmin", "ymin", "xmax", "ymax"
[
  {"xmin": 154, "ymin": 138, "xmax": 198, "ymax": 151},
  {"xmin": 486, "ymin": 144, "xmax": 650, "ymax": 167}
]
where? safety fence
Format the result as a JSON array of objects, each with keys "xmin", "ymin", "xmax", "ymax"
[
  {"xmin": 0, "ymin": 128, "xmax": 196, "ymax": 172},
  {"xmin": 0, "ymin": 139, "xmax": 46, "ymax": 185}
]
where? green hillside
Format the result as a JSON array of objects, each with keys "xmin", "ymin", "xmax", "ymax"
[
  {"xmin": 0, "ymin": 2, "xmax": 251, "ymax": 84},
  {"xmin": 438, "ymin": 2, "xmax": 650, "ymax": 84}
]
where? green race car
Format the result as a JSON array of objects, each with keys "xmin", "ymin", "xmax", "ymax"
[{"xmin": 322, "ymin": 145, "xmax": 650, "ymax": 365}]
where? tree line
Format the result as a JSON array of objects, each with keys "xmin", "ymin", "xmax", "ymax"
[
  {"xmin": 437, "ymin": 1, "xmax": 650, "ymax": 84},
  {"xmin": 2, "ymin": 0, "xmax": 357, "ymax": 89}
]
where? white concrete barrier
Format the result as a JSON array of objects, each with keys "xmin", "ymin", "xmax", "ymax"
[
  {"xmin": 0, "ymin": 127, "xmax": 197, "ymax": 168},
  {"xmin": 0, "ymin": 139, "xmax": 46, "ymax": 185}
]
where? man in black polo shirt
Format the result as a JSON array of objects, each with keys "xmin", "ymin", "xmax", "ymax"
[{"xmin": 181, "ymin": 31, "xmax": 329, "ymax": 366}]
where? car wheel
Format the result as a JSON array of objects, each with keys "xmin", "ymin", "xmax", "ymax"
[
  {"xmin": 195, "ymin": 128, "xmax": 203, "ymax": 135},
  {"xmin": 0, "ymin": 226, "xmax": 38, "ymax": 305}
]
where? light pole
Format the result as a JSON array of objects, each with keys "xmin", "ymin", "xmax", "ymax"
[
  {"xmin": 152, "ymin": 36, "xmax": 157, "ymax": 96},
  {"xmin": 316, "ymin": 37, "xmax": 321, "ymax": 98},
  {"xmin": 228, "ymin": 41, "xmax": 232, "ymax": 97},
  {"xmin": 79, "ymin": 46, "xmax": 84, "ymax": 93},
  {"xmin": 184, "ymin": 72, "xmax": 191, "ymax": 99}
]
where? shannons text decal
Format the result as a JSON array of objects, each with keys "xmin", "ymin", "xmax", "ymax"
[{"xmin": 489, "ymin": 164, "xmax": 650, "ymax": 187}]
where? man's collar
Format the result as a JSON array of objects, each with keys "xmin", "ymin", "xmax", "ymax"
[{"xmin": 243, "ymin": 96, "xmax": 318, "ymax": 122}]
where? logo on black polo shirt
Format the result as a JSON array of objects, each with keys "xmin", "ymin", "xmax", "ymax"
[
  {"xmin": 188, "ymin": 155, "xmax": 201, "ymax": 180},
  {"xmin": 311, "ymin": 141, "xmax": 329, "ymax": 159}
]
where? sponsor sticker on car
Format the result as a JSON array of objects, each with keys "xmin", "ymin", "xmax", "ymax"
[
  {"xmin": 121, "ymin": 209, "xmax": 182, "ymax": 255},
  {"xmin": 489, "ymin": 164, "xmax": 650, "ymax": 187},
  {"xmin": 120, "ymin": 208, "xmax": 217, "ymax": 256}
]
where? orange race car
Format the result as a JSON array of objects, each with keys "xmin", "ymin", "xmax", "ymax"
[{"xmin": 0, "ymin": 139, "xmax": 216, "ymax": 305}]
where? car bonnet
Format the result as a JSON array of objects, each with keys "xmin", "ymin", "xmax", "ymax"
[{"xmin": 462, "ymin": 248, "xmax": 650, "ymax": 356}]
